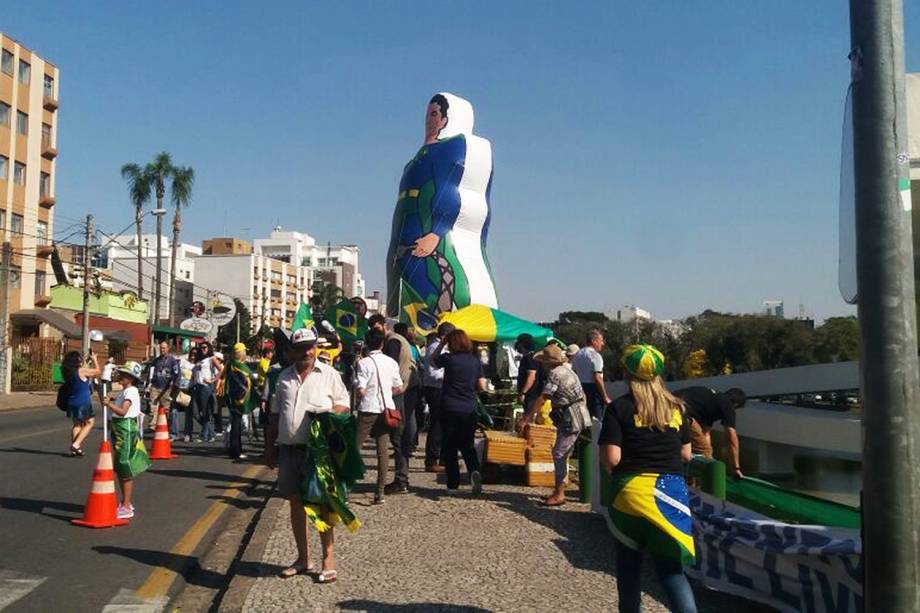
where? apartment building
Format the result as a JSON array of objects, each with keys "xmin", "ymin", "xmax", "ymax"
[
  {"xmin": 194, "ymin": 246, "xmax": 313, "ymax": 331},
  {"xmin": 0, "ymin": 34, "xmax": 59, "ymax": 334},
  {"xmin": 253, "ymin": 227, "xmax": 365, "ymax": 297}
]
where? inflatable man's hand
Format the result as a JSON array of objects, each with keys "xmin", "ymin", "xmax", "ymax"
[{"xmin": 412, "ymin": 233, "xmax": 440, "ymax": 257}]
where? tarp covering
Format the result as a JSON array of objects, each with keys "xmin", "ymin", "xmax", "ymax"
[{"xmin": 439, "ymin": 304, "xmax": 553, "ymax": 347}]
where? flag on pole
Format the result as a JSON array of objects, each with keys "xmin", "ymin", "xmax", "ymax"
[
  {"xmin": 292, "ymin": 302, "xmax": 314, "ymax": 332},
  {"xmin": 328, "ymin": 298, "xmax": 368, "ymax": 344}
]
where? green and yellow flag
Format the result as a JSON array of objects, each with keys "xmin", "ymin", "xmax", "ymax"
[
  {"xmin": 292, "ymin": 302, "xmax": 314, "ymax": 332},
  {"xmin": 398, "ymin": 280, "xmax": 440, "ymax": 337},
  {"xmin": 439, "ymin": 304, "xmax": 554, "ymax": 348},
  {"xmin": 328, "ymin": 298, "xmax": 368, "ymax": 344}
]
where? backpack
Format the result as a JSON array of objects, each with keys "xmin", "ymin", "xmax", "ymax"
[{"xmin": 56, "ymin": 380, "xmax": 71, "ymax": 412}]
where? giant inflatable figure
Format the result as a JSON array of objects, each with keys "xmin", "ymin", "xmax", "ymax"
[{"xmin": 387, "ymin": 93, "xmax": 498, "ymax": 317}]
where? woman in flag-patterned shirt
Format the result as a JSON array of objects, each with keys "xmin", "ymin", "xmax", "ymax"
[{"xmin": 599, "ymin": 344, "xmax": 698, "ymax": 613}]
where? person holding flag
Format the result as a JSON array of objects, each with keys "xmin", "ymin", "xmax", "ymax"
[
  {"xmin": 220, "ymin": 342, "xmax": 256, "ymax": 460},
  {"xmin": 104, "ymin": 361, "xmax": 151, "ymax": 520}
]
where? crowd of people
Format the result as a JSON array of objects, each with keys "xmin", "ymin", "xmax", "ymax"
[{"xmin": 57, "ymin": 319, "xmax": 747, "ymax": 610}]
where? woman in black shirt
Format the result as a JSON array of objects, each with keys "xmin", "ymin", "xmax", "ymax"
[
  {"xmin": 599, "ymin": 344, "xmax": 697, "ymax": 613},
  {"xmin": 432, "ymin": 329, "xmax": 488, "ymax": 494}
]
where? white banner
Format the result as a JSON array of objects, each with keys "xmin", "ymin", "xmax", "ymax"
[{"xmin": 688, "ymin": 491, "xmax": 862, "ymax": 613}]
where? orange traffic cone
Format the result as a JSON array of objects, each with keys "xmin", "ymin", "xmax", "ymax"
[
  {"xmin": 72, "ymin": 440, "xmax": 129, "ymax": 529},
  {"xmin": 149, "ymin": 407, "xmax": 177, "ymax": 460}
]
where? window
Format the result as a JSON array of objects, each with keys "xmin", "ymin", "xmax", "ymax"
[
  {"xmin": 0, "ymin": 102, "xmax": 9, "ymax": 127},
  {"xmin": 36, "ymin": 220, "xmax": 48, "ymax": 244},
  {"xmin": 39, "ymin": 172, "xmax": 50, "ymax": 197},
  {"xmin": 0, "ymin": 50, "xmax": 12, "ymax": 76},
  {"xmin": 0, "ymin": 211, "xmax": 5, "ymax": 229},
  {"xmin": 16, "ymin": 111, "xmax": 27, "ymax": 135},
  {"xmin": 13, "ymin": 162, "xmax": 25, "ymax": 185},
  {"xmin": 10, "ymin": 266, "xmax": 20, "ymax": 289},
  {"xmin": 11, "ymin": 214, "xmax": 23, "ymax": 235},
  {"xmin": 34, "ymin": 270, "xmax": 45, "ymax": 297},
  {"xmin": 43, "ymin": 74, "xmax": 54, "ymax": 98},
  {"xmin": 0, "ymin": 156, "xmax": 7, "ymax": 181},
  {"xmin": 41, "ymin": 123, "xmax": 51, "ymax": 148},
  {"xmin": 18, "ymin": 60, "xmax": 29, "ymax": 85}
]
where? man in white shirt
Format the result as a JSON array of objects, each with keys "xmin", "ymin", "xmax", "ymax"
[
  {"xmin": 421, "ymin": 322, "xmax": 454, "ymax": 472},
  {"xmin": 353, "ymin": 329, "xmax": 403, "ymax": 504},
  {"xmin": 266, "ymin": 327, "xmax": 350, "ymax": 579},
  {"xmin": 572, "ymin": 329, "xmax": 611, "ymax": 420}
]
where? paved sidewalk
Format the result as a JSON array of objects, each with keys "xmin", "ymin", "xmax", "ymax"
[
  {"xmin": 236, "ymin": 440, "xmax": 764, "ymax": 613},
  {"xmin": 0, "ymin": 391, "xmax": 57, "ymax": 412}
]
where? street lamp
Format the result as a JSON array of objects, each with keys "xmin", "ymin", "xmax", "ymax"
[{"xmin": 150, "ymin": 207, "xmax": 167, "ymax": 327}]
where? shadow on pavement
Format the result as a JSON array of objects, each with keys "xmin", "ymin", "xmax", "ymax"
[
  {"xmin": 0, "ymin": 495, "xmax": 82, "ymax": 522},
  {"xmin": 92, "ymin": 546, "xmax": 287, "ymax": 586},
  {"xmin": 0, "ymin": 446, "xmax": 73, "ymax": 458},
  {"xmin": 147, "ymin": 468, "xmax": 264, "ymax": 485},
  {"xmin": 338, "ymin": 601, "xmax": 490, "ymax": 612}
]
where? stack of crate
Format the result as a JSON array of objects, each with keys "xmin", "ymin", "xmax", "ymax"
[
  {"xmin": 524, "ymin": 423, "xmax": 557, "ymax": 487},
  {"xmin": 484, "ymin": 430, "xmax": 527, "ymax": 466}
]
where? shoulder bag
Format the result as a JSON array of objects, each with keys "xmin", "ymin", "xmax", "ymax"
[{"xmin": 373, "ymin": 356, "xmax": 402, "ymax": 429}]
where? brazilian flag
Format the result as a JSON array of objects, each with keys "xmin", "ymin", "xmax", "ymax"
[
  {"xmin": 328, "ymin": 299, "xmax": 368, "ymax": 344},
  {"xmin": 399, "ymin": 280, "xmax": 440, "ymax": 337},
  {"xmin": 292, "ymin": 302, "xmax": 314, "ymax": 332},
  {"xmin": 222, "ymin": 358, "xmax": 254, "ymax": 415}
]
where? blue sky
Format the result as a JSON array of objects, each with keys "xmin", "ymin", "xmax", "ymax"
[{"xmin": 6, "ymin": 2, "xmax": 920, "ymax": 322}]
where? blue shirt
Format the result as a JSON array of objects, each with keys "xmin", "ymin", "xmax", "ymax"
[
  {"xmin": 435, "ymin": 352, "xmax": 484, "ymax": 414},
  {"xmin": 149, "ymin": 354, "xmax": 179, "ymax": 390},
  {"xmin": 67, "ymin": 373, "xmax": 93, "ymax": 409}
]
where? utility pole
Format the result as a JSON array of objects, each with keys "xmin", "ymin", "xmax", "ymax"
[
  {"xmin": 849, "ymin": 1, "xmax": 920, "ymax": 610},
  {"xmin": 0, "ymin": 242, "xmax": 11, "ymax": 394},
  {"xmin": 81, "ymin": 214, "xmax": 94, "ymax": 356},
  {"xmin": 154, "ymin": 212, "xmax": 163, "ymax": 327}
]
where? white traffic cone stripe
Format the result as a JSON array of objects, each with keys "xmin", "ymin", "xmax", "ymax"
[
  {"xmin": 154, "ymin": 431, "xmax": 169, "ymax": 440},
  {"xmin": 91, "ymin": 480, "xmax": 117, "ymax": 495},
  {"xmin": 98, "ymin": 453, "xmax": 114, "ymax": 470}
]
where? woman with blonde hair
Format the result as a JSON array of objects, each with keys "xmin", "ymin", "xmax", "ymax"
[{"xmin": 599, "ymin": 344, "xmax": 697, "ymax": 613}]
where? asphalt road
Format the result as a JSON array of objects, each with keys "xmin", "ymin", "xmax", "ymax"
[{"xmin": 0, "ymin": 405, "xmax": 270, "ymax": 612}]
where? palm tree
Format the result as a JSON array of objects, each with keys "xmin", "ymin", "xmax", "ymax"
[
  {"xmin": 120, "ymin": 163, "xmax": 152, "ymax": 299},
  {"xmin": 167, "ymin": 166, "xmax": 194, "ymax": 326},
  {"xmin": 145, "ymin": 152, "xmax": 174, "ymax": 324}
]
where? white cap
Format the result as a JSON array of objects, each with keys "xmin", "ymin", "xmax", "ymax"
[
  {"xmin": 212, "ymin": 351, "xmax": 224, "ymax": 361},
  {"xmin": 291, "ymin": 327, "xmax": 318, "ymax": 345}
]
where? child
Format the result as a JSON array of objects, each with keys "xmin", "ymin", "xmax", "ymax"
[{"xmin": 104, "ymin": 361, "xmax": 151, "ymax": 519}]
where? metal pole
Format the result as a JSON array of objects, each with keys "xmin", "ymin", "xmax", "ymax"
[
  {"xmin": 849, "ymin": 1, "xmax": 920, "ymax": 610},
  {"xmin": 81, "ymin": 215, "xmax": 94, "ymax": 356},
  {"xmin": 154, "ymin": 213, "xmax": 163, "ymax": 327},
  {"xmin": 0, "ymin": 242, "xmax": 11, "ymax": 394}
]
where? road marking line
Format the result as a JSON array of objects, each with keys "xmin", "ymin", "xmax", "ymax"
[
  {"xmin": 0, "ymin": 569, "xmax": 47, "ymax": 610},
  {"xmin": 0, "ymin": 425, "xmax": 71, "ymax": 445},
  {"xmin": 133, "ymin": 464, "xmax": 266, "ymax": 601},
  {"xmin": 101, "ymin": 588, "xmax": 167, "ymax": 613}
]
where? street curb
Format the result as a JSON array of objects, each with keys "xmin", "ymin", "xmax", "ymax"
[{"xmin": 217, "ymin": 488, "xmax": 283, "ymax": 612}]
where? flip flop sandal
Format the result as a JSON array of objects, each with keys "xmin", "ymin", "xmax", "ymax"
[
  {"xmin": 278, "ymin": 562, "xmax": 314, "ymax": 578},
  {"xmin": 75, "ymin": 448, "xmax": 85, "ymax": 457},
  {"xmin": 539, "ymin": 498, "xmax": 566, "ymax": 507},
  {"xmin": 69, "ymin": 446, "xmax": 79, "ymax": 457},
  {"xmin": 317, "ymin": 570, "xmax": 338, "ymax": 584}
]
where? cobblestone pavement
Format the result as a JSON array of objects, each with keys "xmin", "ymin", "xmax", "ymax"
[{"xmin": 242, "ymin": 442, "xmax": 769, "ymax": 613}]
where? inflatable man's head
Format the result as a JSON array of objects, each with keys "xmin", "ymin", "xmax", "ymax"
[{"xmin": 387, "ymin": 93, "xmax": 498, "ymax": 323}]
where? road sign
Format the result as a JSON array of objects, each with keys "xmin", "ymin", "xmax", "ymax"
[
  {"xmin": 210, "ymin": 293, "xmax": 237, "ymax": 327},
  {"xmin": 179, "ymin": 317, "xmax": 213, "ymax": 335}
]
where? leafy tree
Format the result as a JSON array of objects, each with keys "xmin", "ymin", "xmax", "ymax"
[
  {"xmin": 310, "ymin": 281, "xmax": 346, "ymax": 321},
  {"xmin": 813, "ymin": 316, "xmax": 860, "ymax": 363},
  {"xmin": 217, "ymin": 299, "xmax": 253, "ymax": 351},
  {"xmin": 558, "ymin": 311, "xmax": 608, "ymax": 325}
]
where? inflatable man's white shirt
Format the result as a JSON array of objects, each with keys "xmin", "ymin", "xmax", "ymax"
[{"xmin": 436, "ymin": 92, "xmax": 498, "ymax": 309}]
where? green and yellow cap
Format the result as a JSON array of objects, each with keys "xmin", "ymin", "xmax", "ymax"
[{"xmin": 622, "ymin": 344, "xmax": 665, "ymax": 381}]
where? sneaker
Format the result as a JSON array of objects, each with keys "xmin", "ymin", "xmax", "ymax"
[
  {"xmin": 183, "ymin": 435, "xmax": 191, "ymax": 443},
  {"xmin": 372, "ymin": 493, "xmax": 385, "ymax": 505},
  {"xmin": 116, "ymin": 504, "xmax": 134, "ymax": 519},
  {"xmin": 215, "ymin": 432, "xmax": 224, "ymax": 439},
  {"xmin": 384, "ymin": 482, "xmax": 409, "ymax": 495},
  {"xmin": 470, "ymin": 471, "xmax": 483, "ymax": 496},
  {"xmin": 238, "ymin": 453, "xmax": 248, "ymax": 460}
]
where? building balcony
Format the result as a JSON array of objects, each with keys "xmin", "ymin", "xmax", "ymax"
[
  {"xmin": 36, "ymin": 243, "xmax": 54, "ymax": 257},
  {"xmin": 38, "ymin": 194, "xmax": 55, "ymax": 208},
  {"xmin": 34, "ymin": 294, "xmax": 52, "ymax": 307},
  {"xmin": 41, "ymin": 140, "xmax": 58, "ymax": 159},
  {"xmin": 43, "ymin": 94, "xmax": 59, "ymax": 111}
]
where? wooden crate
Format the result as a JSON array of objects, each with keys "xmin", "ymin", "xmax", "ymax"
[
  {"xmin": 484, "ymin": 430, "xmax": 527, "ymax": 466},
  {"xmin": 526, "ymin": 447, "xmax": 556, "ymax": 487},
  {"xmin": 525, "ymin": 423, "xmax": 557, "ymax": 449}
]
